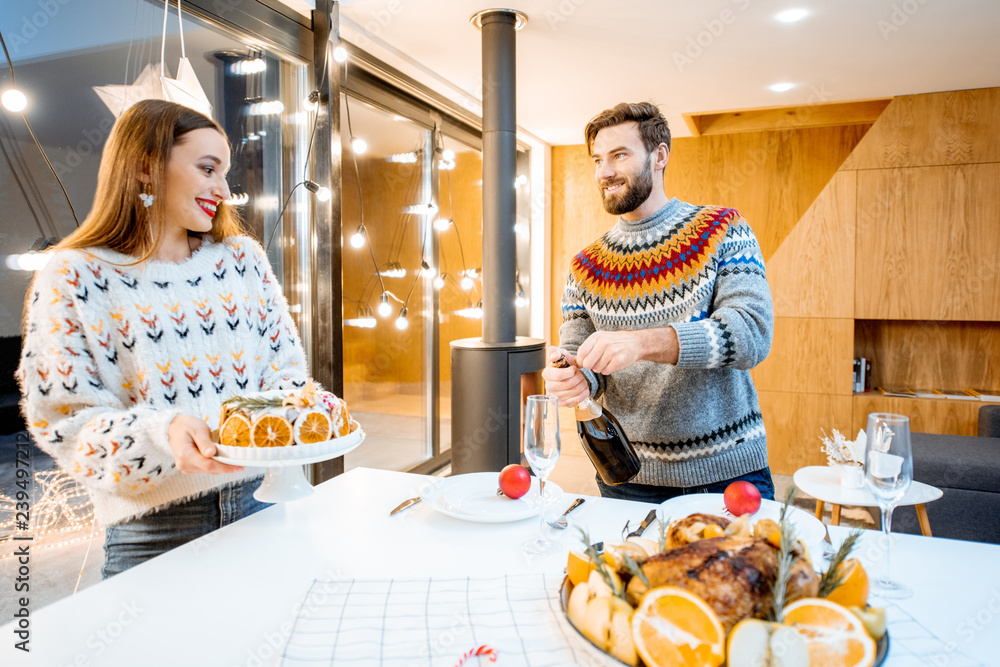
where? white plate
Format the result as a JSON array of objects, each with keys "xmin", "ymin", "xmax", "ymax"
[
  {"xmin": 420, "ymin": 473, "xmax": 563, "ymax": 523},
  {"xmin": 658, "ymin": 493, "xmax": 826, "ymax": 546},
  {"xmin": 213, "ymin": 420, "xmax": 365, "ymax": 466}
]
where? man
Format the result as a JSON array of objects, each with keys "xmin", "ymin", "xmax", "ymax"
[{"xmin": 542, "ymin": 102, "xmax": 775, "ymax": 503}]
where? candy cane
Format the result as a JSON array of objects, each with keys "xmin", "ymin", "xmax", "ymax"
[{"xmin": 454, "ymin": 645, "xmax": 497, "ymax": 667}]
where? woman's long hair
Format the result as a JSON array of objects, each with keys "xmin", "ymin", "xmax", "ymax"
[{"xmin": 55, "ymin": 99, "xmax": 244, "ymax": 262}]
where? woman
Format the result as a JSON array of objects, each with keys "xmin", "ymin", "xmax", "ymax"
[{"xmin": 17, "ymin": 100, "xmax": 311, "ymax": 577}]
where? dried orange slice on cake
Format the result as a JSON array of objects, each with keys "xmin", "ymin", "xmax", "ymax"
[
  {"xmin": 219, "ymin": 413, "xmax": 252, "ymax": 447},
  {"xmin": 630, "ymin": 586, "xmax": 725, "ymax": 667},
  {"xmin": 294, "ymin": 409, "xmax": 333, "ymax": 445},
  {"xmin": 251, "ymin": 412, "xmax": 293, "ymax": 447}
]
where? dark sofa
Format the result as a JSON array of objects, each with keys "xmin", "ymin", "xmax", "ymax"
[{"xmin": 888, "ymin": 405, "xmax": 1000, "ymax": 544}]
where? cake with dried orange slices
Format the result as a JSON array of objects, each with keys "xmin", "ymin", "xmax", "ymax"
[{"xmin": 217, "ymin": 382, "xmax": 351, "ymax": 447}]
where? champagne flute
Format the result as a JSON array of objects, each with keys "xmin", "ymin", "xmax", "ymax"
[
  {"xmin": 864, "ymin": 412, "xmax": 914, "ymax": 600},
  {"xmin": 522, "ymin": 395, "xmax": 561, "ymax": 555}
]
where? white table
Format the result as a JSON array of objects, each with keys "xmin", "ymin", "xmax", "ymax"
[
  {"xmin": 794, "ymin": 466, "xmax": 943, "ymax": 536},
  {"xmin": 1, "ymin": 467, "xmax": 996, "ymax": 666}
]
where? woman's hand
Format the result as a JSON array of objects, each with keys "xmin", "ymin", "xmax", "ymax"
[
  {"xmin": 168, "ymin": 414, "xmax": 243, "ymax": 475},
  {"xmin": 541, "ymin": 347, "xmax": 592, "ymax": 407}
]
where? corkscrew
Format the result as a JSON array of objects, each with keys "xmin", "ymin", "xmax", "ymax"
[{"xmin": 551, "ymin": 353, "xmax": 603, "ymax": 418}]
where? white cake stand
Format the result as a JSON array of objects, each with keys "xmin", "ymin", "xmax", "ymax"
[{"xmin": 213, "ymin": 421, "xmax": 366, "ymax": 503}]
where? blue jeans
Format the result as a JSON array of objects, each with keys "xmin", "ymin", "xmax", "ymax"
[
  {"xmin": 102, "ymin": 477, "xmax": 269, "ymax": 579},
  {"xmin": 596, "ymin": 467, "xmax": 775, "ymax": 504}
]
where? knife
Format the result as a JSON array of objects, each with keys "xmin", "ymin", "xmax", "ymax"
[
  {"xmin": 626, "ymin": 509, "xmax": 659, "ymax": 539},
  {"xmin": 390, "ymin": 496, "xmax": 421, "ymax": 516}
]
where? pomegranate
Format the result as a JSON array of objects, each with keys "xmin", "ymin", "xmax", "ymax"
[
  {"xmin": 498, "ymin": 464, "xmax": 531, "ymax": 499},
  {"xmin": 724, "ymin": 481, "xmax": 762, "ymax": 516}
]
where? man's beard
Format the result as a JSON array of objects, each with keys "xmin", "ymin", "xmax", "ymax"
[{"xmin": 600, "ymin": 158, "xmax": 654, "ymax": 216}]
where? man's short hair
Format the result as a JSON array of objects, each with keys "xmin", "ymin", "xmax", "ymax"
[{"xmin": 584, "ymin": 102, "xmax": 671, "ymax": 156}]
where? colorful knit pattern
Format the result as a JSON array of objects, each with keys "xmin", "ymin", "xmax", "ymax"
[{"xmin": 17, "ymin": 236, "xmax": 309, "ymax": 519}]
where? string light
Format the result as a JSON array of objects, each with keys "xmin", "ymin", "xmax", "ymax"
[
  {"xmin": 333, "ymin": 45, "xmax": 348, "ymax": 63},
  {"xmin": 2, "ymin": 89, "xmax": 27, "ymax": 112},
  {"xmin": 231, "ymin": 58, "xmax": 266, "ymax": 74},
  {"xmin": 249, "ymin": 100, "xmax": 284, "ymax": 116},
  {"xmin": 441, "ymin": 149, "xmax": 455, "ymax": 162},
  {"xmin": 421, "ymin": 260, "xmax": 436, "ymax": 278},
  {"xmin": 456, "ymin": 301, "xmax": 483, "ymax": 319},
  {"xmin": 386, "ymin": 152, "xmax": 418, "ymax": 163},
  {"xmin": 378, "ymin": 292, "xmax": 392, "ymax": 318},
  {"xmin": 351, "ymin": 137, "xmax": 368, "ymax": 154},
  {"xmin": 0, "ymin": 469, "xmax": 95, "ymax": 558},
  {"xmin": 345, "ymin": 304, "xmax": 376, "ymax": 328},
  {"xmin": 226, "ymin": 193, "xmax": 249, "ymax": 206},
  {"xmin": 5, "ymin": 253, "xmax": 52, "ymax": 271},
  {"xmin": 434, "ymin": 217, "xmax": 453, "ymax": 232},
  {"xmin": 433, "ymin": 273, "xmax": 446, "ymax": 290},
  {"xmin": 403, "ymin": 203, "xmax": 438, "ymax": 215},
  {"xmin": 395, "ymin": 307, "xmax": 409, "ymax": 330},
  {"xmin": 514, "ymin": 174, "xmax": 528, "ymax": 188},
  {"xmin": 350, "ymin": 225, "xmax": 366, "ymax": 248},
  {"xmin": 304, "ymin": 89, "xmax": 320, "ymax": 111},
  {"xmin": 461, "ymin": 275, "xmax": 474, "ymax": 291},
  {"xmin": 379, "ymin": 262, "xmax": 407, "ymax": 278},
  {"xmin": 516, "ymin": 292, "xmax": 528, "ymax": 308},
  {"xmin": 304, "ymin": 180, "xmax": 331, "ymax": 202}
]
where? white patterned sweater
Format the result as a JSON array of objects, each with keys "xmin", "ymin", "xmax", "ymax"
[{"xmin": 17, "ymin": 236, "xmax": 309, "ymax": 526}]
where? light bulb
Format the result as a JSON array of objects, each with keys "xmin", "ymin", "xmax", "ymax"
[
  {"xmin": 350, "ymin": 226, "xmax": 365, "ymax": 248},
  {"xmin": 516, "ymin": 295, "xmax": 528, "ymax": 308},
  {"xmin": 333, "ymin": 45, "xmax": 348, "ymax": 63},
  {"xmin": 315, "ymin": 187, "xmax": 331, "ymax": 202},
  {"xmin": 434, "ymin": 218, "xmax": 453, "ymax": 232},
  {"xmin": 433, "ymin": 275, "xmax": 445, "ymax": 290},
  {"xmin": 461, "ymin": 276, "xmax": 474, "ymax": 291},
  {"xmin": 768, "ymin": 82, "xmax": 795, "ymax": 93},
  {"xmin": 421, "ymin": 261, "xmax": 436, "ymax": 278},
  {"xmin": 377, "ymin": 293, "xmax": 392, "ymax": 318},
  {"xmin": 775, "ymin": 8, "xmax": 809, "ymax": 22},
  {"xmin": 395, "ymin": 307, "xmax": 409, "ymax": 330},
  {"xmin": 2, "ymin": 89, "xmax": 28, "ymax": 112},
  {"xmin": 441, "ymin": 149, "xmax": 455, "ymax": 162},
  {"xmin": 352, "ymin": 138, "xmax": 368, "ymax": 154}
]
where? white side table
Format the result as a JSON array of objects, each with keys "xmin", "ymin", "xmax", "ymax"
[{"xmin": 792, "ymin": 466, "xmax": 944, "ymax": 536}]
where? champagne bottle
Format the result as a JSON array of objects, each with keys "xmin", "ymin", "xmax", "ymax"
[{"xmin": 552, "ymin": 355, "xmax": 641, "ymax": 485}]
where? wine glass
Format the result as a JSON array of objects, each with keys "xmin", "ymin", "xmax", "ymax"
[
  {"xmin": 864, "ymin": 412, "xmax": 914, "ymax": 600},
  {"xmin": 522, "ymin": 395, "xmax": 561, "ymax": 555}
]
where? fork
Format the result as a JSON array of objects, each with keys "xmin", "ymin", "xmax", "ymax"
[{"xmin": 548, "ymin": 498, "xmax": 585, "ymax": 529}]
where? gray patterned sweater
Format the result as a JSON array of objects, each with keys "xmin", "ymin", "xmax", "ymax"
[{"xmin": 558, "ymin": 198, "xmax": 774, "ymax": 487}]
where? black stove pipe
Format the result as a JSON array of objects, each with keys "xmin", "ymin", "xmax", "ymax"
[{"xmin": 477, "ymin": 9, "xmax": 522, "ymax": 345}]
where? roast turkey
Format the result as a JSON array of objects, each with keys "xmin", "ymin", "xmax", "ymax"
[{"xmin": 625, "ymin": 535, "xmax": 820, "ymax": 632}]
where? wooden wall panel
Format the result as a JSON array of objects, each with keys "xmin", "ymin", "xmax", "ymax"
[
  {"xmin": 549, "ymin": 145, "xmax": 615, "ymax": 344},
  {"xmin": 751, "ymin": 318, "xmax": 854, "ymax": 395},
  {"xmin": 855, "ymin": 164, "xmax": 1000, "ymax": 321},
  {"xmin": 549, "ymin": 126, "xmax": 870, "ymax": 342},
  {"xmin": 842, "ymin": 88, "xmax": 1000, "ymax": 170},
  {"xmin": 852, "ymin": 395, "xmax": 982, "ymax": 437},
  {"xmin": 758, "ymin": 391, "xmax": 854, "ymax": 475},
  {"xmin": 766, "ymin": 171, "xmax": 856, "ymax": 318},
  {"xmin": 854, "ymin": 320, "xmax": 1000, "ymax": 392},
  {"xmin": 665, "ymin": 125, "xmax": 870, "ymax": 262}
]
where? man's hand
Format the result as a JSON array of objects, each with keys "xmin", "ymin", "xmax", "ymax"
[
  {"xmin": 541, "ymin": 347, "xmax": 592, "ymax": 407},
  {"xmin": 168, "ymin": 414, "xmax": 243, "ymax": 475},
  {"xmin": 576, "ymin": 327, "xmax": 680, "ymax": 374}
]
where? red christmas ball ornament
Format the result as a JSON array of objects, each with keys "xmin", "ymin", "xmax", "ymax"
[{"xmin": 498, "ymin": 464, "xmax": 531, "ymax": 499}]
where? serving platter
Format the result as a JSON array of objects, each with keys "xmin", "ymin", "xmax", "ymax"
[
  {"xmin": 558, "ymin": 577, "xmax": 889, "ymax": 666},
  {"xmin": 212, "ymin": 420, "xmax": 365, "ymax": 502}
]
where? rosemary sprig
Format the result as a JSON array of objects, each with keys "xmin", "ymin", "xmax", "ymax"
[
  {"xmin": 818, "ymin": 529, "xmax": 863, "ymax": 598},
  {"xmin": 223, "ymin": 395, "xmax": 285, "ymax": 411},
  {"xmin": 657, "ymin": 514, "xmax": 671, "ymax": 553},
  {"xmin": 577, "ymin": 528, "xmax": 627, "ymax": 601},
  {"xmin": 620, "ymin": 551, "xmax": 649, "ymax": 589},
  {"xmin": 769, "ymin": 486, "xmax": 800, "ymax": 623}
]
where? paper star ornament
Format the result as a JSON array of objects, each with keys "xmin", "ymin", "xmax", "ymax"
[
  {"xmin": 160, "ymin": 57, "xmax": 212, "ymax": 117},
  {"xmin": 93, "ymin": 64, "xmax": 164, "ymax": 118}
]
